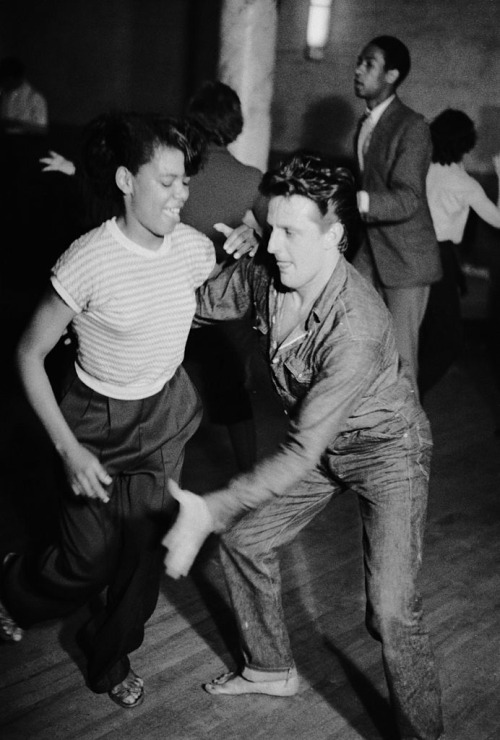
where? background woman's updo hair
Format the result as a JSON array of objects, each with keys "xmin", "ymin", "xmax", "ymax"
[
  {"xmin": 430, "ymin": 109, "xmax": 477, "ymax": 165},
  {"xmin": 80, "ymin": 111, "xmax": 204, "ymax": 211},
  {"xmin": 186, "ymin": 81, "xmax": 244, "ymax": 147}
]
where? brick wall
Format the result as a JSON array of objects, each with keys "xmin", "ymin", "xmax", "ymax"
[{"xmin": 272, "ymin": 0, "xmax": 500, "ymax": 173}]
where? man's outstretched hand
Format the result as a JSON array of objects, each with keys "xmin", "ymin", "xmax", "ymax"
[{"xmin": 163, "ymin": 480, "xmax": 215, "ymax": 579}]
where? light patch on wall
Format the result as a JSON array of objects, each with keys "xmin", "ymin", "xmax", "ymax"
[{"xmin": 305, "ymin": 0, "xmax": 333, "ymax": 61}]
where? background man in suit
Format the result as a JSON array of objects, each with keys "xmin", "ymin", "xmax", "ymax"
[
  {"xmin": 353, "ymin": 36, "xmax": 441, "ymax": 394},
  {"xmin": 0, "ymin": 56, "xmax": 48, "ymax": 135}
]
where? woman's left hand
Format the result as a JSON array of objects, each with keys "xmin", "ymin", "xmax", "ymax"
[{"xmin": 214, "ymin": 222, "xmax": 260, "ymax": 259}]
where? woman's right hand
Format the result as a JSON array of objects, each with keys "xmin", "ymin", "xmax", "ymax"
[{"xmin": 58, "ymin": 443, "xmax": 113, "ymax": 503}]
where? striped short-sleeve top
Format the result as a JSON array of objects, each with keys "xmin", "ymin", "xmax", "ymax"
[{"xmin": 51, "ymin": 218, "xmax": 215, "ymax": 400}]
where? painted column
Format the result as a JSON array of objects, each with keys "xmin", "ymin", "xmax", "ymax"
[{"xmin": 218, "ymin": 0, "xmax": 278, "ymax": 171}]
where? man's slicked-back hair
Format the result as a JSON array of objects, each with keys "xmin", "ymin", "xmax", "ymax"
[
  {"xmin": 260, "ymin": 153, "xmax": 358, "ymax": 254},
  {"xmin": 370, "ymin": 35, "xmax": 411, "ymax": 87},
  {"xmin": 186, "ymin": 81, "xmax": 243, "ymax": 147}
]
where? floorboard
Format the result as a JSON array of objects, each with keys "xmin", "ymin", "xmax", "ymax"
[{"xmin": 1, "ymin": 310, "xmax": 500, "ymax": 739}]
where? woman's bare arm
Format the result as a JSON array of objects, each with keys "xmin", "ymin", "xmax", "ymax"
[{"xmin": 16, "ymin": 287, "xmax": 112, "ymax": 501}]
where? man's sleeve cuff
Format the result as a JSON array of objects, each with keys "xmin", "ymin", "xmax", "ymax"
[{"xmin": 357, "ymin": 190, "xmax": 370, "ymax": 214}]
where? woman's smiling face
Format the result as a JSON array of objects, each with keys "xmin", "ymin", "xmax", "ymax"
[{"xmin": 121, "ymin": 145, "xmax": 190, "ymax": 249}]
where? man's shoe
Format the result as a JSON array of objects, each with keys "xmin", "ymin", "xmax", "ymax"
[{"xmin": 204, "ymin": 669, "xmax": 299, "ymax": 696}]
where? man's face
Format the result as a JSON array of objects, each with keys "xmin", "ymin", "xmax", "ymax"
[
  {"xmin": 123, "ymin": 145, "xmax": 190, "ymax": 248},
  {"xmin": 267, "ymin": 194, "xmax": 333, "ymax": 293},
  {"xmin": 354, "ymin": 44, "xmax": 392, "ymax": 104}
]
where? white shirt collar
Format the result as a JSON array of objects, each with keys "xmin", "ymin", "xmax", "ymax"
[{"xmin": 365, "ymin": 94, "xmax": 395, "ymax": 126}]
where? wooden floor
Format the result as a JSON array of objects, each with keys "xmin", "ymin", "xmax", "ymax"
[{"xmin": 1, "ymin": 304, "xmax": 500, "ymax": 739}]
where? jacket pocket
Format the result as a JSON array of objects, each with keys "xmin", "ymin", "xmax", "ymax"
[{"xmin": 282, "ymin": 356, "xmax": 314, "ymax": 401}]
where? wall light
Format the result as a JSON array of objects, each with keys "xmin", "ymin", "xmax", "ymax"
[{"xmin": 305, "ymin": 0, "xmax": 333, "ymax": 61}]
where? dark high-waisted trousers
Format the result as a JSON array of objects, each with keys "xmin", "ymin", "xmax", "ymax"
[{"xmin": 2, "ymin": 366, "xmax": 202, "ymax": 693}]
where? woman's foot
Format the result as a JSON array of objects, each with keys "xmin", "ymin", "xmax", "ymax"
[
  {"xmin": 204, "ymin": 669, "xmax": 299, "ymax": 696},
  {"xmin": 0, "ymin": 553, "xmax": 23, "ymax": 643},
  {"xmin": 0, "ymin": 600, "xmax": 23, "ymax": 642},
  {"xmin": 108, "ymin": 668, "xmax": 144, "ymax": 708}
]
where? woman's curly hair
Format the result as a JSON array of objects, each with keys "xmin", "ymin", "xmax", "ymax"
[
  {"xmin": 186, "ymin": 81, "xmax": 243, "ymax": 147},
  {"xmin": 430, "ymin": 109, "xmax": 477, "ymax": 165}
]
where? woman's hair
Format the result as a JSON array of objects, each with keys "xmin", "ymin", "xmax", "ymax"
[
  {"xmin": 80, "ymin": 111, "xmax": 203, "ymax": 210},
  {"xmin": 259, "ymin": 153, "xmax": 358, "ymax": 254},
  {"xmin": 430, "ymin": 109, "xmax": 477, "ymax": 165},
  {"xmin": 186, "ymin": 81, "xmax": 243, "ymax": 147}
]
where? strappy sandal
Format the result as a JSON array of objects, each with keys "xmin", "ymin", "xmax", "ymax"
[
  {"xmin": 108, "ymin": 669, "xmax": 144, "ymax": 708},
  {"xmin": 0, "ymin": 553, "xmax": 23, "ymax": 643}
]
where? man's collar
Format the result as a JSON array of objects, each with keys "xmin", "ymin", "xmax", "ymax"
[
  {"xmin": 207, "ymin": 143, "xmax": 229, "ymax": 154},
  {"xmin": 306, "ymin": 257, "xmax": 348, "ymax": 325},
  {"xmin": 365, "ymin": 94, "xmax": 396, "ymax": 125}
]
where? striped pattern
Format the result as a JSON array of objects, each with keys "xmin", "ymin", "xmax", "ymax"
[{"xmin": 51, "ymin": 218, "xmax": 215, "ymax": 400}]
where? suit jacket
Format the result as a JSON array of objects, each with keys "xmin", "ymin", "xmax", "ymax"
[{"xmin": 354, "ymin": 97, "xmax": 441, "ymax": 288}]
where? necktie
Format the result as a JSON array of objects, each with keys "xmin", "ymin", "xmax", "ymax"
[{"xmin": 357, "ymin": 111, "xmax": 373, "ymax": 171}]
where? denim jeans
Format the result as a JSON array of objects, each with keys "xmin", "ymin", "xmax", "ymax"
[{"xmin": 218, "ymin": 405, "xmax": 443, "ymax": 740}]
